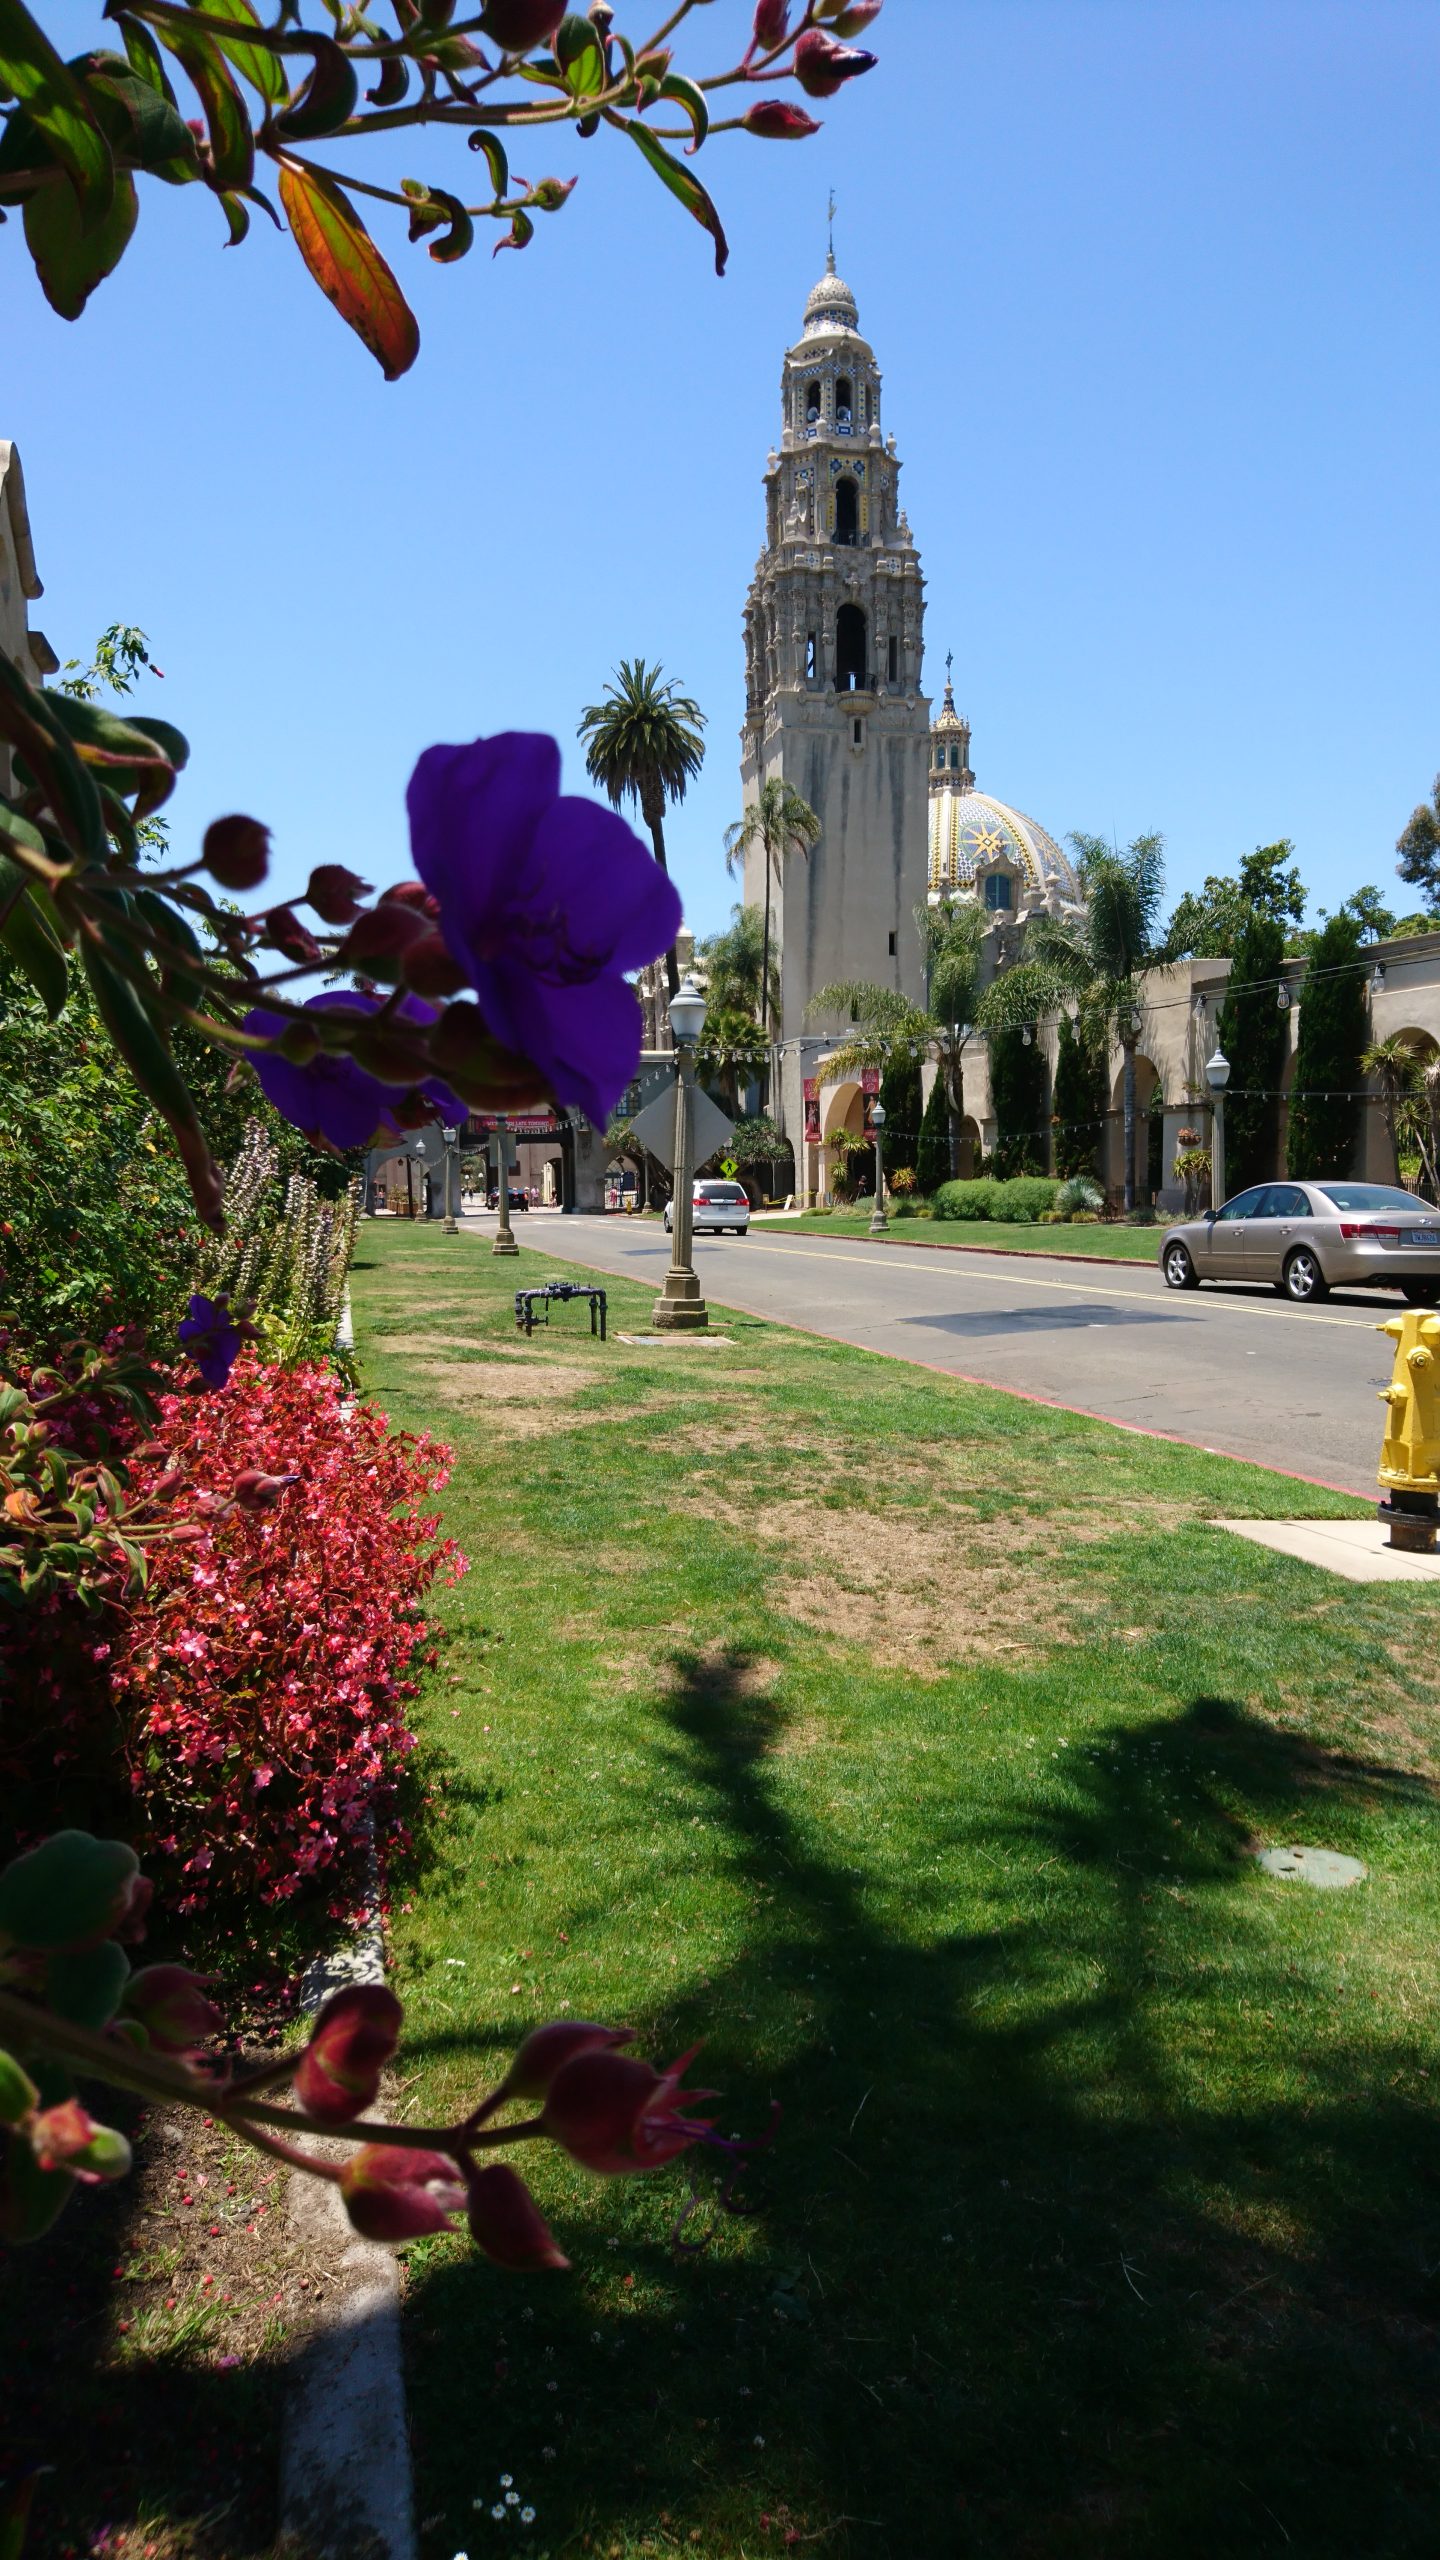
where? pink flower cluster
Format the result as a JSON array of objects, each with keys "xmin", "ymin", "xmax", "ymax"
[{"xmin": 110, "ymin": 1357, "xmax": 465, "ymax": 1912}]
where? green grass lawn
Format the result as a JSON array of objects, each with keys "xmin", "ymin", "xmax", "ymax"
[
  {"xmin": 760, "ymin": 1212, "xmax": 1163, "ymax": 1260},
  {"xmin": 353, "ymin": 1223, "xmax": 1440, "ymax": 2560}
]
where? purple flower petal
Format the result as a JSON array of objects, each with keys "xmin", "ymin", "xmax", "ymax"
[
  {"xmin": 242, "ymin": 993, "xmax": 465, "ymax": 1150},
  {"xmin": 406, "ymin": 732, "xmax": 681, "ymax": 1127}
]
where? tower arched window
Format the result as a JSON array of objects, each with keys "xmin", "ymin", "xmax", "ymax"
[
  {"xmin": 984, "ymin": 873, "xmax": 1013, "ymax": 913},
  {"xmin": 805, "ymin": 379, "xmax": 821, "ymax": 426},
  {"xmin": 835, "ymin": 375, "xmax": 853, "ymax": 433},
  {"xmin": 834, "ymin": 476, "xmax": 859, "ymax": 545},
  {"xmin": 836, "ymin": 603, "xmax": 867, "ymax": 691}
]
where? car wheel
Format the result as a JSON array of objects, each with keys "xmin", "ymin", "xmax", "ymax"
[
  {"xmin": 1282, "ymin": 1247, "xmax": 1329, "ymax": 1303},
  {"xmin": 1402, "ymin": 1279, "xmax": 1440, "ymax": 1307},
  {"xmin": 1162, "ymin": 1242, "xmax": 1199, "ymax": 1290}
]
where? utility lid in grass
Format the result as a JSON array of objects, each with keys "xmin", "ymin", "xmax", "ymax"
[{"xmin": 1254, "ymin": 1845, "xmax": 1367, "ymax": 1888}]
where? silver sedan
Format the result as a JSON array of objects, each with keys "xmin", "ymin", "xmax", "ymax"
[{"xmin": 1160, "ymin": 1180, "xmax": 1440, "ymax": 1305}]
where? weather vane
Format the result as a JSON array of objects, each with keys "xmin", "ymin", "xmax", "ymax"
[{"xmin": 827, "ymin": 189, "xmax": 837, "ymax": 266}]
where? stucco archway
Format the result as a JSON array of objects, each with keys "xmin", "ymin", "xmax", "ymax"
[{"xmin": 1107, "ymin": 1054, "xmax": 1162, "ymax": 1201}]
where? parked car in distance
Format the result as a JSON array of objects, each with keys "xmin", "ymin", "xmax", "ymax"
[
  {"xmin": 664, "ymin": 1179, "xmax": 751, "ymax": 1236},
  {"xmin": 1160, "ymin": 1180, "xmax": 1440, "ymax": 1304},
  {"xmin": 488, "ymin": 1186, "xmax": 529, "ymax": 1212}
]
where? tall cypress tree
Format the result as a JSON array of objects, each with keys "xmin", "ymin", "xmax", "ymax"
[
  {"xmin": 988, "ymin": 1025, "xmax": 1049, "ymax": 1176},
  {"xmin": 1052, "ymin": 1011, "xmax": 1107, "ymax": 1176},
  {"xmin": 1286, "ymin": 911, "xmax": 1369, "ymax": 1177},
  {"xmin": 878, "ymin": 1051, "xmax": 921, "ymax": 1174},
  {"xmin": 916, "ymin": 1070, "xmax": 951, "ymax": 1193},
  {"xmin": 1217, "ymin": 909, "xmax": 1287, "ymax": 1192}
]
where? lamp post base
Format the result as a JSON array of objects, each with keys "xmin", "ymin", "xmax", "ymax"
[
  {"xmin": 652, "ymin": 1271, "xmax": 709, "ymax": 1330},
  {"xmin": 868, "ymin": 1205, "xmax": 889, "ymax": 1234},
  {"xmin": 492, "ymin": 1229, "xmax": 520, "ymax": 1257}
]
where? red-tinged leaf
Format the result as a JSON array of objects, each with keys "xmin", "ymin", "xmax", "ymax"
[
  {"xmin": 188, "ymin": 0, "xmax": 287, "ymax": 106},
  {"xmin": 0, "ymin": 0, "xmax": 113, "ymax": 228},
  {"xmin": 0, "ymin": 859, "xmax": 67, "ymax": 1018},
  {"xmin": 624, "ymin": 119, "xmax": 727, "ymax": 274},
  {"xmin": 366, "ymin": 53, "xmax": 409, "ymax": 107},
  {"xmin": 154, "ymin": 25, "xmax": 253, "ymax": 189},
  {"xmin": 278, "ymin": 158, "xmax": 419, "ymax": 379},
  {"xmin": 218, "ymin": 186, "xmax": 248, "ymax": 244},
  {"xmin": 552, "ymin": 9, "xmax": 605, "ymax": 95},
  {"xmin": 493, "ymin": 208, "xmax": 533, "ymax": 255},
  {"xmin": 113, "ymin": 13, "xmax": 178, "ymax": 104}
]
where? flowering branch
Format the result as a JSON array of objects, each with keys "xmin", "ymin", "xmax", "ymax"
[{"xmin": 0, "ymin": 1832, "xmax": 770, "ymax": 2260}]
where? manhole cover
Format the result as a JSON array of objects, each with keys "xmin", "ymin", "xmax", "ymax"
[{"xmin": 1254, "ymin": 1845, "xmax": 1367, "ymax": 1889}]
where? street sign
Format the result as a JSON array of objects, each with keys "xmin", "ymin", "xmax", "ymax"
[
  {"xmin": 720, "ymin": 1157, "xmax": 739, "ymax": 1180},
  {"xmin": 630, "ymin": 1081, "xmax": 734, "ymax": 1170}
]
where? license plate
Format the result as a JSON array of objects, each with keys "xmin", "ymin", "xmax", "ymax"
[{"xmin": 1404, "ymin": 1229, "xmax": 1439, "ymax": 1246}]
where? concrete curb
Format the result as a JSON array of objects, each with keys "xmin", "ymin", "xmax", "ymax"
[
  {"xmin": 751, "ymin": 1222, "xmax": 1155, "ymax": 1270},
  {"xmin": 276, "ymin": 1846, "xmax": 416, "ymax": 2547}
]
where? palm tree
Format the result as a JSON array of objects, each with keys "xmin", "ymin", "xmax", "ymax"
[
  {"xmin": 810, "ymin": 900, "xmax": 988, "ymax": 1179},
  {"xmin": 699, "ymin": 903, "xmax": 779, "ymax": 1032},
  {"xmin": 722, "ymin": 779, "xmax": 821, "ymax": 1082},
  {"xmin": 981, "ymin": 833, "xmax": 1166, "ymax": 1210},
  {"xmin": 578, "ymin": 658, "xmax": 706, "ymax": 998},
  {"xmin": 1361, "ymin": 1033, "xmax": 1424, "ymax": 1184}
]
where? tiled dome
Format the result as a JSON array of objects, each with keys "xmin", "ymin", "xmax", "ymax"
[{"xmin": 803, "ymin": 255, "xmax": 859, "ymax": 336}]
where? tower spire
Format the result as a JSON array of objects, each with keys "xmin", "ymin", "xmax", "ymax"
[{"xmin": 827, "ymin": 188, "xmax": 836, "ymax": 273}]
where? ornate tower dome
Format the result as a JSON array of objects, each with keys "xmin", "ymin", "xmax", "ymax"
[{"xmin": 926, "ymin": 669, "xmax": 1083, "ymax": 922}]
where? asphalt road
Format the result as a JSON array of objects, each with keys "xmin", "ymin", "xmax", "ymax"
[{"xmin": 467, "ymin": 1212, "xmax": 1402, "ymax": 1495}]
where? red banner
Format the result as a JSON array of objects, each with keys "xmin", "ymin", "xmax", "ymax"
[{"xmin": 803, "ymin": 1076, "xmax": 820, "ymax": 1143}]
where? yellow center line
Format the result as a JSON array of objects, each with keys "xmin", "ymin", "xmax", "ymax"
[{"xmin": 738, "ymin": 1237, "xmax": 1378, "ymax": 1333}]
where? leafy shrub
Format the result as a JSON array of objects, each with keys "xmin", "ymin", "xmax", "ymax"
[
  {"xmin": 1056, "ymin": 1174, "xmax": 1104, "ymax": 1218},
  {"xmin": 888, "ymin": 1165, "xmax": 919, "ymax": 1198},
  {"xmin": 1037, "ymin": 1210, "xmax": 1063, "ymax": 1225},
  {"xmin": 107, "ymin": 1359, "xmax": 465, "ymax": 1914},
  {"xmin": 1071, "ymin": 1210, "xmax": 1101, "ymax": 1224},
  {"xmin": 993, "ymin": 1176, "xmax": 1059, "ymax": 1222},
  {"xmin": 932, "ymin": 1178, "xmax": 999, "ymax": 1221}
]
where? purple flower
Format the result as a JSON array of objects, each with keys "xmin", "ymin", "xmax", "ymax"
[
  {"xmin": 406, "ymin": 734, "xmax": 682, "ymax": 1130},
  {"xmin": 242, "ymin": 992, "xmax": 465, "ymax": 1152},
  {"xmin": 178, "ymin": 1293, "xmax": 249, "ymax": 1391}
]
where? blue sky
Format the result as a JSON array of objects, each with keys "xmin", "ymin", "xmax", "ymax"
[{"xmin": 9, "ymin": 0, "xmax": 1440, "ymax": 941}]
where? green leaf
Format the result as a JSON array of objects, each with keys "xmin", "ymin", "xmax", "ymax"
[
  {"xmin": 217, "ymin": 184, "xmax": 248, "ymax": 244},
  {"xmin": 0, "ymin": 2048, "xmax": 39, "ymax": 2127},
  {"xmin": 0, "ymin": 861, "xmax": 67, "ymax": 1017},
  {"xmin": 45, "ymin": 1939, "xmax": 130, "ymax": 2031},
  {"xmin": 0, "ymin": 1830, "xmax": 138, "ymax": 1954},
  {"xmin": 113, "ymin": 12, "xmax": 177, "ymax": 102},
  {"xmin": 154, "ymin": 24, "xmax": 253, "ymax": 189},
  {"xmin": 80, "ymin": 52, "xmax": 198, "ymax": 178},
  {"xmin": 656, "ymin": 71, "xmax": 707, "ymax": 151},
  {"xmin": 271, "ymin": 35, "xmax": 358, "ymax": 141},
  {"xmin": 0, "ymin": 649, "xmax": 106, "ymax": 862},
  {"xmin": 402, "ymin": 179, "xmax": 472, "ymax": 262},
  {"xmin": 81, "ymin": 943, "xmax": 224, "ymax": 1225},
  {"xmin": 277, "ymin": 157, "xmax": 419, "ymax": 380},
  {"xmin": 44, "ymin": 693, "xmax": 181, "ymax": 815},
  {"xmin": 189, "ymin": 0, "xmax": 287, "ymax": 106},
  {"xmin": 0, "ymin": 0, "xmax": 113, "ymax": 228},
  {"xmin": 466, "ymin": 125, "xmax": 508, "ymax": 199},
  {"xmin": 624, "ymin": 120, "xmax": 727, "ymax": 275},
  {"xmin": 23, "ymin": 162, "xmax": 136, "ymax": 315},
  {"xmin": 553, "ymin": 10, "xmax": 605, "ymax": 97}
]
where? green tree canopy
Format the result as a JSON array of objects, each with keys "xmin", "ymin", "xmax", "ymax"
[
  {"xmin": 698, "ymin": 904, "xmax": 777, "ymax": 1030},
  {"xmin": 1397, "ymin": 774, "xmax": 1440, "ymax": 907},
  {"xmin": 723, "ymin": 780, "xmax": 822, "ymax": 1078},
  {"xmin": 1052, "ymin": 1011, "xmax": 1107, "ymax": 1178},
  {"xmin": 1216, "ymin": 908, "xmax": 1288, "ymax": 1194},
  {"xmin": 1285, "ymin": 912, "xmax": 1369, "ymax": 1179},
  {"xmin": 988, "ymin": 1024, "xmax": 1048, "ymax": 1177},
  {"xmin": 1163, "ymin": 842, "xmax": 1306, "ymax": 960}
]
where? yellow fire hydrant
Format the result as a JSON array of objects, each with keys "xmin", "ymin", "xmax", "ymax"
[{"xmin": 1376, "ymin": 1309, "xmax": 1440, "ymax": 1553}]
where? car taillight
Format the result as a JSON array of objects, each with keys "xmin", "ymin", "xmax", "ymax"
[{"xmin": 1340, "ymin": 1222, "xmax": 1400, "ymax": 1241}]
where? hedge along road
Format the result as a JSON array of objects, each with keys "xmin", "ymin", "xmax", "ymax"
[{"xmin": 467, "ymin": 1212, "xmax": 1399, "ymax": 1496}]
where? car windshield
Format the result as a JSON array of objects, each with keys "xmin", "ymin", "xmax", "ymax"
[
  {"xmin": 700, "ymin": 1184, "xmax": 746, "ymax": 1201},
  {"xmin": 1313, "ymin": 1184, "xmax": 1430, "ymax": 1213}
]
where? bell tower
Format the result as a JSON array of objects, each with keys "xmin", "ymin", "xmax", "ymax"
[{"xmin": 740, "ymin": 254, "xmax": 932, "ymax": 1141}]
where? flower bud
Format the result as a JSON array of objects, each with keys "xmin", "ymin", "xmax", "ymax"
[
  {"xmin": 305, "ymin": 864, "xmax": 372, "ymax": 926},
  {"xmin": 379, "ymin": 880, "xmax": 441, "ymax": 916},
  {"xmin": 793, "ymin": 28, "xmax": 877, "ymax": 94},
  {"xmin": 123, "ymin": 1965, "xmax": 224, "ymax": 2054},
  {"xmin": 203, "ymin": 815, "xmax": 271, "ymax": 893},
  {"xmin": 501, "ymin": 2020, "xmax": 633, "ymax": 2102},
  {"xmin": 465, "ymin": 2163, "xmax": 570, "ymax": 2270},
  {"xmin": 29, "ymin": 2099, "xmax": 100, "ymax": 2170},
  {"xmin": 231, "ymin": 1467, "xmax": 302, "ymax": 1513},
  {"xmin": 347, "ymin": 1017, "xmax": 436, "ymax": 1087},
  {"xmin": 338, "ymin": 903, "xmax": 433, "ymax": 983},
  {"xmin": 741, "ymin": 98, "xmax": 821, "ymax": 137},
  {"xmin": 427, "ymin": 1002, "xmax": 547, "ymax": 1110},
  {"xmin": 399, "ymin": 933, "xmax": 470, "ymax": 1000},
  {"xmin": 0, "ymin": 1831, "xmax": 142, "ymax": 1955},
  {"xmin": 529, "ymin": 176, "xmax": 577, "ymax": 213},
  {"xmin": 278, "ymin": 1020, "xmax": 322, "ymax": 1066},
  {"xmin": 340, "ymin": 2143, "xmax": 466, "ymax": 2240},
  {"xmin": 293, "ymin": 1984, "xmax": 403, "ymax": 2125},
  {"xmin": 750, "ymin": 0, "xmax": 789, "ymax": 49},
  {"xmin": 478, "ymin": 0, "xmax": 566, "ymax": 48},
  {"xmin": 264, "ymin": 907, "xmax": 322, "ymax": 966},
  {"xmin": 827, "ymin": 0, "xmax": 881, "ymax": 30}
]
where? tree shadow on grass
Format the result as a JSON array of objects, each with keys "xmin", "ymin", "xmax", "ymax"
[{"xmin": 404, "ymin": 1650, "xmax": 1440, "ymax": 2560}]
